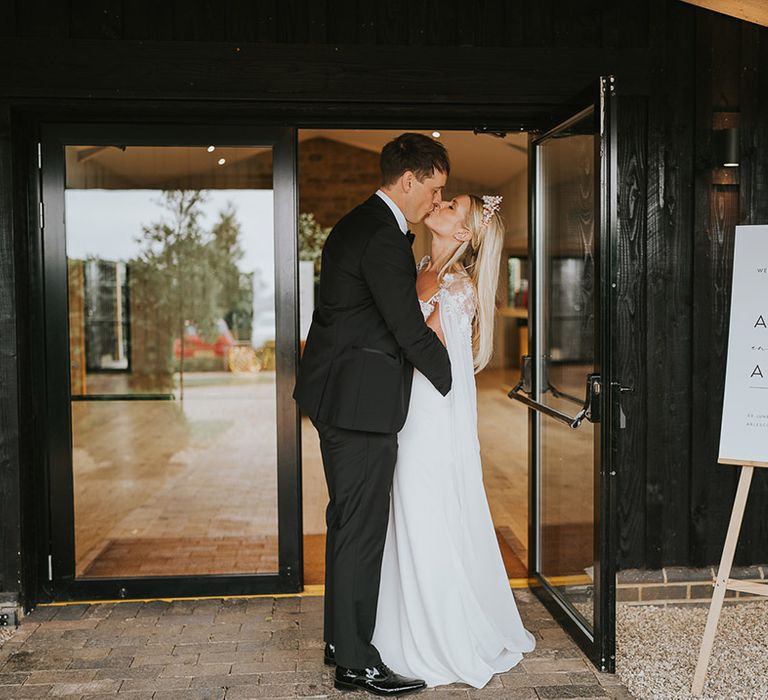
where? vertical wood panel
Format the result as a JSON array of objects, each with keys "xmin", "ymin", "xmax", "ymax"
[
  {"xmin": 0, "ymin": 0, "xmax": 17, "ymax": 37},
  {"xmin": 307, "ymin": 0, "xmax": 328, "ymax": 44},
  {"xmin": 122, "ymin": 0, "xmax": 175, "ymax": 40},
  {"xmin": 375, "ymin": 0, "xmax": 410, "ymax": 45},
  {"xmin": 256, "ymin": 0, "xmax": 278, "ymax": 43},
  {"xmin": 552, "ymin": 0, "xmax": 602, "ymax": 48},
  {"xmin": 278, "ymin": 0, "xmax": 308, "ymax": 44},
  {"xmin": 16, "ymin": 0, "xmax": 69, "ymax": 38},
  {"xmin": 69, "ymin": 0, "xmax": 123, "ymax": 40},
  {"xmin": 223, "ymin": 0, "xmax": 259, "ymax": 43},
  {"xmin": 689, "ymin": 9, "xmax": 740, "ymax": 565},
  {"xmin": 522, "ymin": 0, "xmax": 553, "ymax": 46},
  {"xmin": 0, "ymin": 103, "xmax": 21, "ymax": 595},
  {"xmin": 325, "ymin": 0, "xmax": 357, "ymax": 44},
  {"xmin": 172, "ymin": 0, "xmax": 226, "ymax": 41},
  {"xmin": 645, "ymin": 0, "xmax": 694, "ymax": 568},
  {"xmin": 616, "ymin": 96, "xmax": 648, "ymax": 569}
]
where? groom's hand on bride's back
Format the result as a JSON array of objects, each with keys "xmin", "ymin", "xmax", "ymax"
[{"xmin": 361, "ymin": 226, "xmax": 452, "ymax": 396}]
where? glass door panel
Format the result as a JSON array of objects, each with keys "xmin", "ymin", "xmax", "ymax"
[
  {"xmin": 65, "ymin": 145, "xmax": 278, "ymax": 578},
  {"xmin": 42, "ymin": 127, "xmax": 300, "ymax": 599},
  {"xmin": 537, "ymin": 119, "xmax": 596, "ymax": 628}
]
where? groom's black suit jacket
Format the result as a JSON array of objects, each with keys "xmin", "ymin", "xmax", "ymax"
[{"xmin": 293, "ymin": 194, "xmax": 452, "ymax": 434}]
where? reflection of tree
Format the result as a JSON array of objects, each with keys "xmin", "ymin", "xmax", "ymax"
[{"xmin": 129, "ymin": 190, "xmax": 247, "ymax": 398}]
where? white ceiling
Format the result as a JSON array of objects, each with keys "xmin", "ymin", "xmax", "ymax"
[{"xmin": 299, "ymin": 129, "xmax": 528, "ymax": 189}]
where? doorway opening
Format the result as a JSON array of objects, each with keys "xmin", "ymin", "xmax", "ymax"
[{"xmin": 296, "ymin": 128, "xmax": 532, "ymax": 586}]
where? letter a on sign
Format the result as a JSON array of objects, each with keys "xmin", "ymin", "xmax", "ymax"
[{"xmin": 756, "ymin": 315, "xmax": 767, "ymax": 328}]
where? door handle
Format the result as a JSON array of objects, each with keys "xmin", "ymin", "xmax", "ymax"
[{"xmin": 508, "ymin": 357, "xmax": 601, "ymax": 429}]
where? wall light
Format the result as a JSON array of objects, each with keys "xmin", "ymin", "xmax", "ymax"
[
  {"xmin": 207, "ymin": 145, "xmax": 216, "ymax": 152},
  {"xmin": 713, "ymin": 127, "xmax": 739, "ymax": 167},
  {"xmin": 432, "ymin": 131, "xmax": 441, "ymax": 138},
  {"xmin": 217, "ymin": 158, "xmax": 226, "ymax": 165}
]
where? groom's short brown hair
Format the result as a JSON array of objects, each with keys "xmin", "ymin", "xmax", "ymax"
[{"xmin": 380, "ymin": 133, "xmax": 450, "ymax": 186}]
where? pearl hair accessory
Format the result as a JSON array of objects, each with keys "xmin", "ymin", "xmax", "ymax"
[{"xmin": 481, "ymin": 195, "xmax": 503, "ymax": 227}]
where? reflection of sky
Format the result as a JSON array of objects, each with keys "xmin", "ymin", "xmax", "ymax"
[{"xmin": 65, "ymin": 189, "xmax": 275, "ymax": 289}]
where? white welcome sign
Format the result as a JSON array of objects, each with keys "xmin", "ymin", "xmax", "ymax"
[{"xmin": 719, "ymin": 225, "xmax": 768, "ymax": 466}]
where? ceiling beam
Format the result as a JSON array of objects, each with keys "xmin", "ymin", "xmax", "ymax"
[{"xmin": 679, "ymin": 0, "xmax": 768, "ymax": 27}]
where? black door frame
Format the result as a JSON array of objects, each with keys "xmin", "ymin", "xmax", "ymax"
[
  {"xmin": 38, "ymin": 123, "xmax": 302, "ymax": 601},
  {"xmin": 523, "ymin": 76, "xmax": 618, "ymax": 672}
]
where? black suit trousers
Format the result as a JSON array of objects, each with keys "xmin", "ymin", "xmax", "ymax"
[{"xmin": 311, "ymin": 416, "xmax": 397, "ymax": 669}]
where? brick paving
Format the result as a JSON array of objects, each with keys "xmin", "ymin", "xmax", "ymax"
[{"xmin": 0, "ymin": 588, "xmax": 635, "ymax": 699}]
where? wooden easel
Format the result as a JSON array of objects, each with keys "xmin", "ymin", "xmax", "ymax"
[{"xmin": 691, "ymin": 460, "xmax": 768, "ymax": 697}]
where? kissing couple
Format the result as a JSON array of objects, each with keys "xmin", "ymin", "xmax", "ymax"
[{"xmin": 293, "ymin": 133, "xmax": 536, "ymax": 696}]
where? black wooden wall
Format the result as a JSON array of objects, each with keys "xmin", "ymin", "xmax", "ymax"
[
  {"xmin": 0, "ymin": 1, "xmax": 767, "ymax": 605},
  {"xmin": 617, "ymin": 5, "xmax": 768, "ymax": 569},
  {"xmin": 0, "ymin": 0, "xmax": 648, "ymax": 47}
]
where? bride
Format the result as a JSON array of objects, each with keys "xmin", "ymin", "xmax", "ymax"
[{"xmin": 372, "ymin": 193, "xmax": 537, "ymax": 688}]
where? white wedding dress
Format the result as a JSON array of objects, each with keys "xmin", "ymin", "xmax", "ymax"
[{"xmin": 372, "ymin": 257, "xmax": 536, "ymax": 688}]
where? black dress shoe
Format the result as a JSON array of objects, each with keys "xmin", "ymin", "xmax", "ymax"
[
  {"xmin": 324, "ymin": 642, "xmax": 336, "ymax": 666},
  {"xmin": 335, "ymin": 662, "xmax": 426, "ymax": 696}
]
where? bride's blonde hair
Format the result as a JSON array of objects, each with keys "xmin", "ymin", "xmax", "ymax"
[{"xmin": 436, "ymin": 194, "xmax": 504, "ymax": 372}]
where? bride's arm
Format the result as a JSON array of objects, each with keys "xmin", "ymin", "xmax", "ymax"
[{"xmin": 426, "ymin": 305, "xmax": 446, "ymax": 346}]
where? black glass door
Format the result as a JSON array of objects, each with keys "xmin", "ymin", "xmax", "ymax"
[
  {"xmin": 509, "ymin": 77, "xmax": 618, "ymax": 671},
  {"xmin": 39, "ymin": 124, "xmax": 301, "ymax": 600}
]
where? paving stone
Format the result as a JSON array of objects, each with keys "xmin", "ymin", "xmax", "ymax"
[
  {"xmin": 47, "ymin": 678, "xmax": 122, "ymax": 695},
  {"xmin": 67, "ymin": 654, "xmax": 133, "ymax": 669},
  {"xmin": 522, "ymin": 659, "xmax": 590, "ymax": 673},
  {"xmin": 93, "ymin": 665, "xmax": 164, "ymax": 680},
  {"xmin": 159, "ymin": 661, "xmax": 232, "ymax": 677},
  {"xmin": 467, "ymin": 690, "xmax": 537, "ymax": 699},
  {"xmin": 424, "ymin": 689, "xmax": 471, "ymax": 699},
  {"xmin": 0, "ymin": 669, "xmax": 29, "ymax": 684},
  {"xmin": 155, "ymin": 690, "xmax": 225, "ymax": 700},
  {"xmin": 501, "ymin": 672, "xmax": 574, "ymax": 688},
  {"xmin": 119, "ymin": 676, "xmax": 191, "ymax": 692},
  {"xmin": 536, "ymin": 685, "xmax": 610, "ymax": 698},
  {"xmin": 231, "ymin": 659, "xmax": 297, "ymax": 674},
  {"xmin": 25, "ymin": 668, "xmax": 98, "ymax": 684},
  {"xmin": 189, "ymin": 673, "xmax": 260, "ymax": 689},
  {"xmin": 0, "ymin": 685, "xmax": 55, "ymax": 698},
  {"xmin": 223, "ymin": 684, "xmax": 296, "ymax": 698}
]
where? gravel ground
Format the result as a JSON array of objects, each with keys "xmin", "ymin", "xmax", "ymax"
[{"xmin": 617, "ymin": 600, "xmax": 768, "ymax": 699}]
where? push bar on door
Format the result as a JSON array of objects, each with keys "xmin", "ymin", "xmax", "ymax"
[{"xmin": 507, "ymin": 358, "xmax": 601, "ymax": 429}]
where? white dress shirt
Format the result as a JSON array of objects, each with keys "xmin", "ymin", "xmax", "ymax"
[{"xmin": 375, "ymin": 189, "xmax": 409, "ymax": 235}]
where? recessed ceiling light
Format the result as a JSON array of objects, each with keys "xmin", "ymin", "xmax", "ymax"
[
  {"xmin": 207, "ymin": 145, "xmax": 216, "ymax": 152},
  {"xmin": 432, "ymin": 131, "xmax": 441, "ymax": 138},
  {"xmin": 218, "ymin": 158, "xmax": 226, "ymax": 165}
]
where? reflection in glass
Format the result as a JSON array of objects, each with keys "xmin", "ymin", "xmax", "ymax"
[
  {"xmin": 537, "ymin": 121, "xmax": 596, "ymax": 629},
  {"xmin": 65, "ymin": 145, "xmax": 279, "ymax": 577}
]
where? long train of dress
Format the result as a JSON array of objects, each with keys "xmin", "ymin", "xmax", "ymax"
[{"xmin": 372, "ymin": 261, "xmax": 536, "ymax": 688}]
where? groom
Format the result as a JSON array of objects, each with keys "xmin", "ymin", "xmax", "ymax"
[{"xmin": 293, "ymin": 133, "xmax": 453, "ymax": 695}]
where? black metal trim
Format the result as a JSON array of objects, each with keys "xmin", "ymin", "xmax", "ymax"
[
  {"xmin": 71, "ymin": 394, "xmax": 174, "ymax": 401},
  {"xmin": 38, "ymin": 123, "xmax": 302, "ymax": 602},
  {"xmin": 526, "ymin": 78, "xmax": 617, "ymax": 674},
  {"xmin": 596, "ymin": 75, "xmax": 618, "ymax": 674}
]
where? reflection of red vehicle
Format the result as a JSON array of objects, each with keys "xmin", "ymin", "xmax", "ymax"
[{"xmin": 173, "ymin": 320, "xmax": 235, "ymax": 359}]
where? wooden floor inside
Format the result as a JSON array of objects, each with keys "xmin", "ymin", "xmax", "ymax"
[{"xmin": 71, "ymin": 367, "xmax": 594, "ymax": 584}]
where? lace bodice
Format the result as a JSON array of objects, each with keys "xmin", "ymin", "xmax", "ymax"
[{"xmin": 416, "ymin": 256, "xmax": 476, "ymax": 334}]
